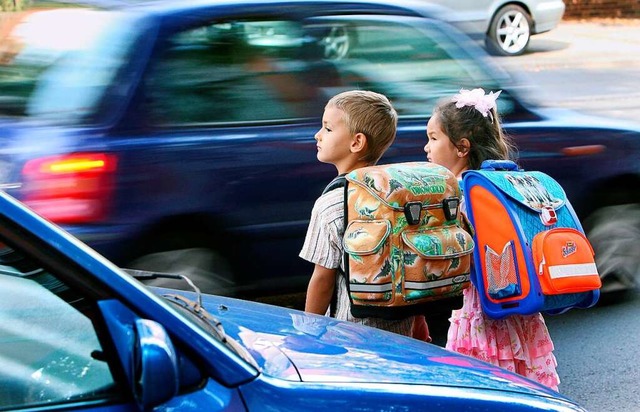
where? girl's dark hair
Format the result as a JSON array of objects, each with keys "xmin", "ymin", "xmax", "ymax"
[{"xmin": 433, "ymin": 99, "xmax": 517, "ymax": 170}]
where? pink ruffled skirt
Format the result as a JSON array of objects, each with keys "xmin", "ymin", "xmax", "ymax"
[{"xmin": 446, "ymin": 285, "xmax": 560, "ymax": 391}]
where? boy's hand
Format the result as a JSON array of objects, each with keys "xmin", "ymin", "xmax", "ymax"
[{"xmin": 305, "ymin": 264, "xmax": 337, "ymax": 315}]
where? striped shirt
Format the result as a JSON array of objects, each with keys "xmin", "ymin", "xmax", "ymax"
[{"xmin": 300, "ymin": 186, "xmax": 415, "ymax": 336}]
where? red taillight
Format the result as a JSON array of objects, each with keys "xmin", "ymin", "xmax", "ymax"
[{"xmin": 22, "ymin": 153, "xmax": 117, "ymax": 223}]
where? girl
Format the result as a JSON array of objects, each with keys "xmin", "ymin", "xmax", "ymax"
[{"xmin": 424, "ymin": 88, "xmax": 560, "ymax": 391}]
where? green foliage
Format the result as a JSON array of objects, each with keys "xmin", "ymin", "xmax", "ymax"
[{"xmin": 1, "ymin": 0, "xmax": 30, "ymax": 11}]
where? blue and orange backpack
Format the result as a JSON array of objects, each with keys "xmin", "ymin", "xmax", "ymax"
[{"xmin": 462, "ymin": 160, "xmax": 601, "ymax": 319}]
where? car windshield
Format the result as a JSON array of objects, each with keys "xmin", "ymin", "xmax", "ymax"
[
  {"xmin": 0, "ymin": 243, "xmax": 117, "ymax": 409},
  {"xmin": 0, "ymin": 8, "xmax": 138, "ymax": 124}
]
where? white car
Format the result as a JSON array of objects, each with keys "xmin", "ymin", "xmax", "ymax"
[{"xmin": 427, "ymin": 0, "xmax": 565, "ymax": 56}]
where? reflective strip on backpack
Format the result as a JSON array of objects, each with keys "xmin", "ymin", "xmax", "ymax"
[
  {"xmin": 349, "ymin": 283, "xmax": 393, "ymax": 293},
  {"xmin": 406, "ymin": 274, "xmax": 470, "ymax": 290},
  {"xmin": 548, "ymin": 263, "xmax": 599, "ymax": 279}
]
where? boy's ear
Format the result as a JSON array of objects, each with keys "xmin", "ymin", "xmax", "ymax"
[{"xmin": 350, "ymin": 132, "xmax": 368, "ymax": 154}]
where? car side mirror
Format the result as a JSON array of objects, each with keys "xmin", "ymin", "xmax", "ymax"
[{"xmin": 132, "ymin": 319, "xmax": 179, "ymax": 409}]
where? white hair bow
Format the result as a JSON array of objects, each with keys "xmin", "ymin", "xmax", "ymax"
[{"xmin": 452, "ymin": 88, "xmax": 502, "ymax": 118}]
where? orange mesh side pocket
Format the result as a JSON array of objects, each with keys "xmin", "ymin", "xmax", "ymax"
[
  {"xmin": 532, "ymin": 228, "xmax": 601, "ymax": 295},
  {"xmin": 485, "ymin": 241, "xmax": 522, "ymax": 300}
]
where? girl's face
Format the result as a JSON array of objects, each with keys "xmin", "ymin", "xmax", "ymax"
[
  {"xmin": 424, "ymin": 113, "xmax": 466, "ymax": 175},
  {"xmin": 315, "ymin": 106, "xmax": 353, "ymax": 168}
]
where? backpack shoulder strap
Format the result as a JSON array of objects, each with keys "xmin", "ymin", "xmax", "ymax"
[
  {"xmin": 322, "ymin": 174, "xmax": 347, "ymax": 195},
  {"xmin": 321, "ymin": 174, "xmax": 348, "ymax": 318}
]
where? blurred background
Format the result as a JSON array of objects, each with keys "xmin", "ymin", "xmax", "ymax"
[{"xmin": 1, "ymin": 1, "xmax": 640, "ymax": 410}]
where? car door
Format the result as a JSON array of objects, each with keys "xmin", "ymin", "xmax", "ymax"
[{"xmin": 426, "ymin": 0, "xmax": 494, "ymax": 32}]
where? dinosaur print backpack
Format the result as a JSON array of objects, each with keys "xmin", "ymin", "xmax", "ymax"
[
  {"xmin": 329, "ymin": 162, "xmax": 475, "ymax": 320},
  {"xmin": 462, "ymin": 160, "xmax": 601, "ymax": 319}
]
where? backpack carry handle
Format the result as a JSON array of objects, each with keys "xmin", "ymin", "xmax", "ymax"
[{"xmin": 480, "ymin": 159, "xmax": 520, "ymax": 171}]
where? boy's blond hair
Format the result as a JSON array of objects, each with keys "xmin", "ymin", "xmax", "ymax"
[{"xmin": 327, "ymin": 90, "xmax": 397, "ymax": 165}]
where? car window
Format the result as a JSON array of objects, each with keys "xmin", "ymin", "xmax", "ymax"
[
  {"xmin": 313, "ymin": 15, "xmax": 506, "ymax": 117},
  {"xmin": 145, "ymin": 15, "xmax": 507, "ymax": 126},
  {"xmin": 0, "ymin": 244, "xmax": 118, "ymax": 409},
  {"xmin": 146, "ymin": 19, "xmax": 332, "ymax": 125}
]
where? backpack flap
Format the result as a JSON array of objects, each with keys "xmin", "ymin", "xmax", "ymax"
[
  {"xmin": 475, "ymin": 170, "xmax": 569, "ymax": 230},
  {"xmin": 346, "ymin": 162, "xmax": 461, "ymax": 212},
  {"xmin": 532, "ymin": 228, "xmax": 601, "ymax": 294},
  {"xmin": 401, "ymin": 226, "xmax": 474, "ymax": 301}
]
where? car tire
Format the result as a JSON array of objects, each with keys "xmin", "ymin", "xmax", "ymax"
[
  {"xmin": 126, "ymin": 231, "xmax": 236, "ymax": 296},
  {"xmin": 485, "ymin": 5, "xmax": 532, "ymax": 57},
  {"xmin": 320, "ymin": 25, "xmax": 352, "ymax": 60},
  {"xmin": 583, "ymin": 204, "xmax": 640, "ymax": 293}
]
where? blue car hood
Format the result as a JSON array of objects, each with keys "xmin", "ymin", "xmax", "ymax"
[{"xmin": 196, "ymin": 294, "xmax": 557, "ymax": 397}]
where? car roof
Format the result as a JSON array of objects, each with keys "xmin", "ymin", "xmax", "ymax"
[{"xmin": 49, "ymin": 0, "xmax": 451, "ymax": 19}]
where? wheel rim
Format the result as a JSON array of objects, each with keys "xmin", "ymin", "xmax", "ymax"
[
  {"xmin": 321, "ymin": 26, "xmax": 349, "ymax": 60},
  {"xmin": 586, "ymin": 204, "xmax": 640, "ymax": 292},
  {"xmin": 128, "ymin": 247, "xmax": 235, "ymax": 295},
  {"xmin": 495, "ymin": 10, "xmax": 530, "ymax": 54}
]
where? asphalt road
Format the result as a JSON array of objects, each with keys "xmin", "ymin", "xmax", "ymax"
[
  {"xmin": 546, "ymin": 290, "xmax": 640, "ymax": 412},
  {"xmin": 497, "ymin": 18, "xmax": 640, "ymax": 123}
]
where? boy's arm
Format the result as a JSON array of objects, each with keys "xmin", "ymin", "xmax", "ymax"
[{"xmin": 305, "ymin": 264, "xmax": 337, "ymax": 315}]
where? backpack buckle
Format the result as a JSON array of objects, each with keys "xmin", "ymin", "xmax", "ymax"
[
  {"xmin": 443, "ymin": 197, "xmax": 460, "ymax": 221},
  {"xmin": 404, "ymin": 201, "xmax": 422, "ymax": 225},
  {"xmin": 540, "ymin": 206, "xmax": 558, "ymax": 226}
]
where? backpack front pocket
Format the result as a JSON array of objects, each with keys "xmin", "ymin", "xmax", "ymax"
[
  {"xmin": 532, "ymin": 228, "xmax": 601, "ymax": 295},
  {"xmin": 401, "ymin": 226, "xmax": 474, "ymax": 301},
  {"xmin": 343, "ymin": 219, "xmax": 393, "ymax": 302}
]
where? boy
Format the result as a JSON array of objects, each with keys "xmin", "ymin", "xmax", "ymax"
[{"xmin": 299, "ymin": 90, "xmax": 418, "ymax": 336}]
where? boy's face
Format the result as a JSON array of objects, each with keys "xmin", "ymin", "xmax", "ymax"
[
  {"xmin": 315, "ymin": 106, "xmax": 354, "ymax": 167},
  {"xmin": 424, "ymin": 113, "xmax": 466, "ymax": 175}
]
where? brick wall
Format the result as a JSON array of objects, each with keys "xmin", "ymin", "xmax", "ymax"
[{"xmin": 563, "ymin": 0, "xmax": 640, "ymax": 19}]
